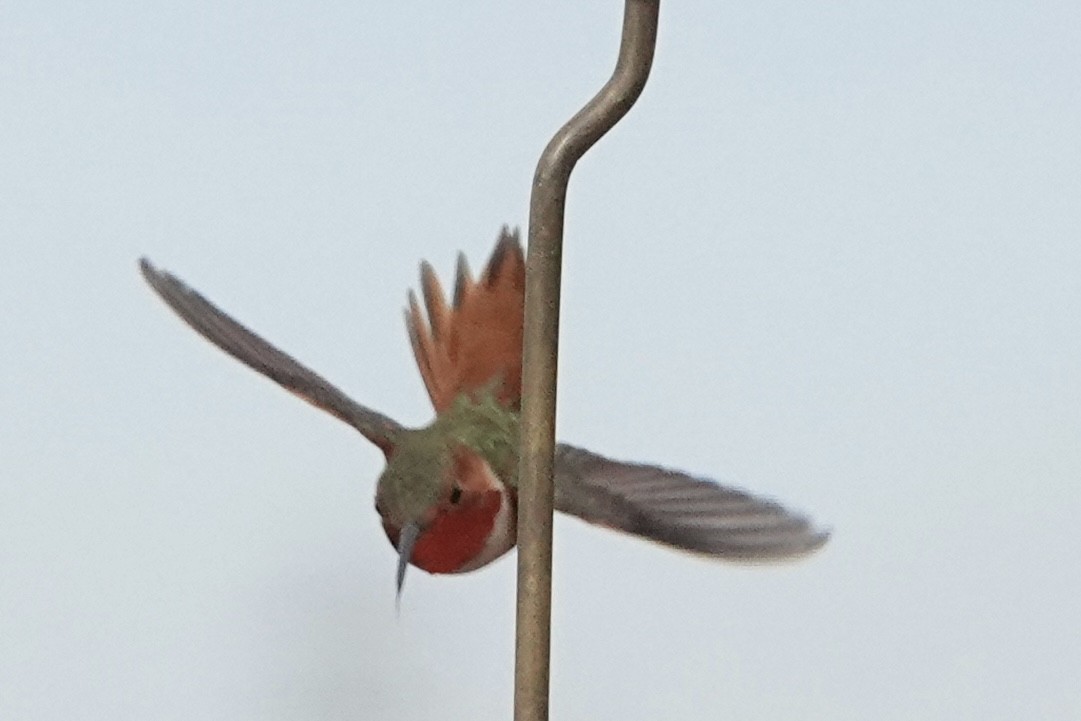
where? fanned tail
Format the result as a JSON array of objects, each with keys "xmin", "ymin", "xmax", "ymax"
[{"xmin": 406, "ymin": 227, "xmax": 525, "ymax": 413}]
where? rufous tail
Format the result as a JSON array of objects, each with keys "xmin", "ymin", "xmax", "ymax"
[{"xmin": 405, "ymin": 227, "xmax": 525, "ymax": 413}]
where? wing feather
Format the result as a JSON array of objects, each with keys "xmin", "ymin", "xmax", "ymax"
[
  {"xmin": 554, "ymin": 444, "xmax": 829, "ymax": 562},
  {"xmin": 139, "ymin": 258, "xmax": 401, "ymax": 455}
]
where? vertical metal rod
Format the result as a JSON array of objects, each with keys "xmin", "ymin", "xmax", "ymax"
[{"xmin": 514, "ymin": 2, "xmax": 660, "ymax": 721}]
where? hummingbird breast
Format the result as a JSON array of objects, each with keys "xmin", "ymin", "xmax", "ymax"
[
  {"xmin": 449, "ymin": 484, "xmax": 516, "ymax": 573},
  {"xmin": 387, "ymin": 484, "xmax": 517, "ymax": 575}
]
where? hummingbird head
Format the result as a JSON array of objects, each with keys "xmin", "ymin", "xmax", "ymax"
[{"xmin": 375, "ymin": 416, "xmax": 516, "ymax": 598}]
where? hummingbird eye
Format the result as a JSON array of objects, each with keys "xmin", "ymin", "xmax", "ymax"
[{"xmin": 449, "ymin": 486, "xmax": 462, "ymax": 504}]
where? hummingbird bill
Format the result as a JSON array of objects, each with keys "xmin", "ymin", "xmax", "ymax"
[{"xmin": 140, "ymin": 228, "xmax": 829, "ymax": 595}]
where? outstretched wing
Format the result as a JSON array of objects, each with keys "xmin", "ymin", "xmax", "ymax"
[
  {"xmin": 554, "ymin": 444, "xmax": 829, "ymax": 562},
  {"xmin": 406, "ymin": 227, "xmax": 525, "ymax": 413},
  {"xmin": 140, "ymin": 258, "xmax": 401, "ymax": 455}
]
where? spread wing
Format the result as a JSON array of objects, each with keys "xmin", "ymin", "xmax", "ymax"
[
  {"xmin": 139, "ymin": 258, "xmax": 401, "ymax": 455},
  {"xmin": 554, "ymin": 444, "xmax": 829, "ymax": 562},
  {"xmin": 406, "ymin": 227, "xmax": 525, "ymax": 413}
]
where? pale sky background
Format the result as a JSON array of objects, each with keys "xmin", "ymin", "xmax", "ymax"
[{"xmin": 3, "ymin": 1, "xmax": 1080, "ymax": 719}]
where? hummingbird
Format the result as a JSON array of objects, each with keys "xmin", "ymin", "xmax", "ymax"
[{"xmin": 140, "ymin": 227, "xmax": 828, "ymax": 595}]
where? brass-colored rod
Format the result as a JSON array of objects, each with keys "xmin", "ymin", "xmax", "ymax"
[{"xmin": 514, "ymin": 3, "xmax": 660, "ymax": 721}]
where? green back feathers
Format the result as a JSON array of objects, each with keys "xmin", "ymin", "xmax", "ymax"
[
  {"xmin": 375, "ymin": 390, "xmax": 519, "ymax": 525},
  {"xmin": 439, "ymin": 391, "xmax": 519, "ymax": 484}
]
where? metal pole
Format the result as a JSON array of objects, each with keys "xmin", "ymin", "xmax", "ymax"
[{"xmin": 514, "ymin": 2, "xmax": 660, "ymax": 720}]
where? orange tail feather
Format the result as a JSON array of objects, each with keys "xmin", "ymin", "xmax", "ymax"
[{"xmin": 406, "ymin": 227, "xmax": 525, "ymax": 413}]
